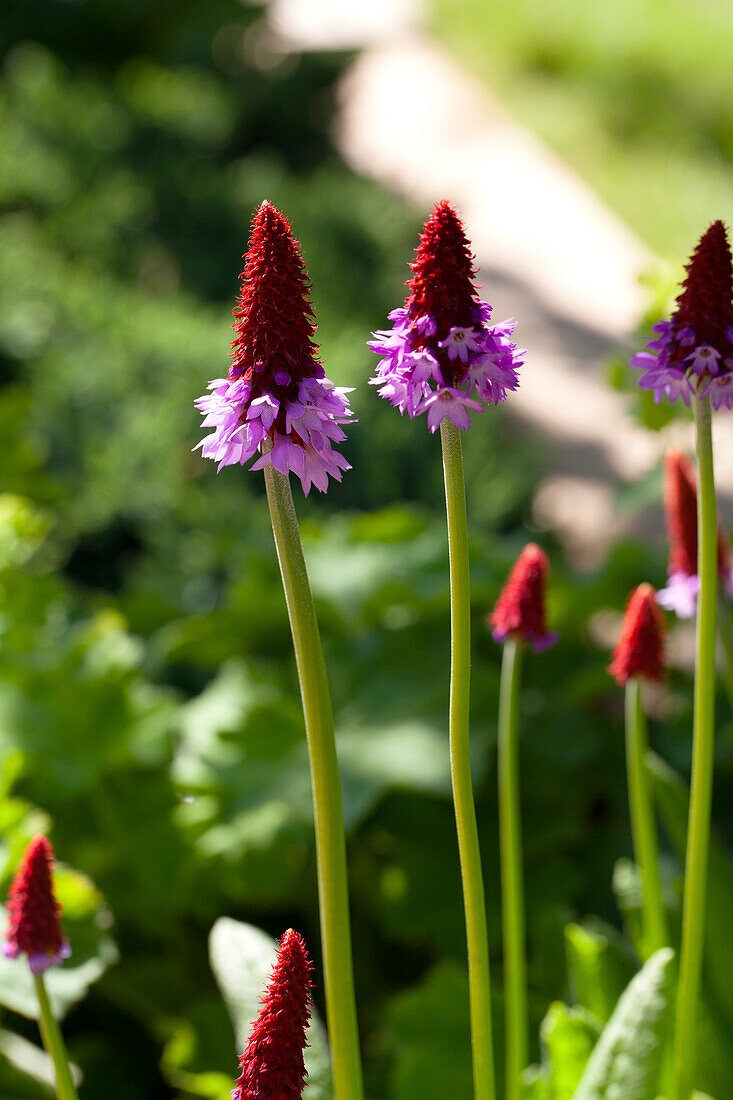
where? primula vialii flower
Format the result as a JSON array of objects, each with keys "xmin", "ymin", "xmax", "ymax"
[
  {"xmin": 631, "ymin": 221, "xmax": 733, "ymax": 409},
  {"xmin": 195, "ymin": 201, "xmax": 354, "ymax": 494},
  {"xmin": 368, "ymin": 200, "xmax": 524, "ymax": 431},
  {"xmin": 3, "ymin": 835, "xmax": 71, "ymax": 974},
  {"xmin": 657, "ymin": 449, "xmax": 733, "ymax": 618},
  {"xmin": 490, "ymin": 543, "xmax": 557, "ymax": 652},
  {"xmin": 609, "ymin": 584, "xmax": 666, "ymax": 685},
  {"xmin": 232, "ymin": 929, "xmax": 312, "ymax": 1100}
]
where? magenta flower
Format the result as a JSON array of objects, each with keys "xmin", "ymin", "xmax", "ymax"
[
  {"xmin": 194, "ymin": 201, "xmax": 354, "ymax": 494},
  {"xmin": 368, "ymin": 201, "xmax": 523, "ymax": 431},
  {"xmin": 631, "ymin": 221, "xmax": 733, "ymax": 409}
]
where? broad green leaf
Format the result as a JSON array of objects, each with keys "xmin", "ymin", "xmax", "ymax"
[
  {"xmin": 381, "ymin": 962, "xmax": 472, "ymax": 1100},
  {"xmin": 540, "ymin": 1002, "xmax": 599, "ymax": 1098},
  {"xmin": 0, "ymin": 866, "xmax": 117, "ymax": 1020},
  {"xmin": 572, "ymin": 948, "xmax": 674, "ymax": 1100},
  {"xmin": 0, "ymin": 1027, "xmax": 81, "ymax": 1094},
  {"xmin": 565, "ymin": 921, "xmax": 637, "ymax": 1024},
  {"xmin": 208, "ymin": 918, "xmax": 332, "ymax": 1100}
]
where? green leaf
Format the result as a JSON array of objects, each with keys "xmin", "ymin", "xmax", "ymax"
[
  {"xmin": 381, "ymin": 962, "xmax": 472, "ymax": 1100},
  {"xmin": 572, "ymin": 948, "xmax": 674, "ymax": 1100},
  {"xmin": 208, "ymin": 918, "xmax": 333, "ymax": 1100},
  {"xmin": 540, "ymin": 1002, "xmax": 599, "ymax": 1098},
  {"xmin": 0, "ymin": 1027, "xmax": 82, "ymax": 1095},
  {"xmin": 564, "ymin": 921, "xmax": 637, "ymax": 1024}
]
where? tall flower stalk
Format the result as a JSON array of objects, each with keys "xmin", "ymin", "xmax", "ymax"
[
  {"xmin": 490, "ymin": 544, "xmax": 556, "ymax": 1100},
  {"xmin": 673, "ymin": 393, "xmax": 718, "ymax": 1100},
  {"xmin": 441, "ymin": 416, "xmax": 495, "ymax": 1100},
  {"xmin": 608, "ymin": 584, "xmax": 668, "ymax": 958},
  {"xmin": 195, "ymin": 202, "xmax": 362, "ymax": 1100},
  {"xmin": 369, "ymin": 200, "xmax": 525, "ymax": 1100},
  {"xmin": 3, "ymin": 836, "xmax": 78, "ymax": 1100},
  {"xmin": 630, "ymin": 221, "xmax": 733, "ymax": 1099}
]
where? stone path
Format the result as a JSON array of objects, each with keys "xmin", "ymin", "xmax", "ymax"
[{"xmin": 269, "ymin": 0, "xmax": 733, "ymax": 562}]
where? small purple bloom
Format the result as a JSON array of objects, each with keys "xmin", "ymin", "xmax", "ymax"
[
  {"xmin": 656, "ymin": 571, "xmax": 700, "ymax": 620},
  {"xmin": 368, "ymin": 201, "xmax": 523, "ymax": 431}
]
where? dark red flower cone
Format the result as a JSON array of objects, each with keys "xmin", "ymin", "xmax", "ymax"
[
  {"xmin": 664, "ymin": 450, "xmax": 699, "ymax": 578},
  {"xmin": 3, "ymin": 835, "xmax": 71, "ymax": 974},
  {"xmin": 672, "ymin": 220, "xmax": 733, "ymax": 352},
  {"xmin": 609, "ymin": 584, "xmax": 666, "ymax": 685},
  {"xmin": 406, "ymin": 201, "xmax": 478, "ymax": 334},
  {"xmin": 660, "ymin": 448, "xmax": 729, "ymax": 585},
  {"xmin": 195, "ymin": 200, "xmax": 353, "ymax": 493},
  {"xmin": 489, "ymin": 543, "xmax": 557, "ymax": 652},
  {"xmin": 232, "ymin": 930, "xmax": 312, "ymax": 1100},
  {"xmin": 231, "ymin": 201, "xmax": 322, "ymax": 397}
]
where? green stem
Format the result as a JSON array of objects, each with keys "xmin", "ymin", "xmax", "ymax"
[
  {"xmin": 672, "ymin": 394, "xmax": 718, "ymax": 1100},
  {"xmin": 716, "ymin": 600, "xmax": 733, "ymax": 712},
  {"xmin": 440, "ymin": 419, "xmax": 496, "ymax": 1100},
  {"xmin": 498, "ymin": 638, "xmax": 527, "ymax": 1100},
  {"xmin": 625, "ymin": 678, "xmax": 668, "ymax": 957},
  {"xmin": 263, "ymin": 463, "xmax": 363, "ymax": 1100},
  {"xmin": 33, "ymin": 974, "xmax": 79, "ymax": 1100}
]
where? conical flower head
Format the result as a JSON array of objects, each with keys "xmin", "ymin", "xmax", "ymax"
[
  {"xmin": 664, "ymin": 449, "xmax": 698, "ymax": 578},
  {"xmin": 406, "ymin": 200, "xmax": 479, "ymax": 347},
  {"xmin": 232, "ymin": 929, "xmax": 312, "ymax": 1100},
  {"xmin": 368, "ymin": 200, "xmax": 523, "ymax": 431},
  {"xmin": 3, "ymin": 835, "xmax": 71, "ymax": 974},
  {"xmin": 489, "ymin": 543, "xmax": 557, "ymax": 652},
  {"xmin": 673, "ymin": 220, "xmax": 733, "ymax": 352},
  {"xmin": 195, "ymin": 201, "xmax": 354, "ymax": 494},
  {"xmin": 231, "ymin": 201, "xmax": 321, "ymax": 391},
  {"xmin": 608, "ymin": 584, "xmax": 665, "ymax": 685},
  {"xmin": 657, "ymin": 448, "xmax": 733, "ymax": 618},
  {"xmin": 630, "ymin": 220, "xmax": 733, "ymax": 409}
]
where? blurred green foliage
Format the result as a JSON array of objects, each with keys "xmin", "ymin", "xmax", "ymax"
[{"xmin": 0, "ymin": 2, "xmax": 732, "ymax": 1098}]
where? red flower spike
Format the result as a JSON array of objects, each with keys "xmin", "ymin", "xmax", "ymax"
[
  {"xmin": 406, "ymin": 200, "xmax": 480, "ymax": 386},
  {"xmin": 664, "ymin": 449, "xmax": 729, "ymax": 576},
  {"xmin": 672, "ymin": 220, "xmax": 733, "ymax": 352},
  {"xmin": 231, "ymin": 201, "xmax": 321, "ymax": 399},
  {"xmin": 490, "ymin": 543, "xmax": 557, "ymax": 652},
  {"xmin": 3, "ymin": 835, "xmax": 71, "ymax": 974},
  {"xmin": 232, "ymin": 929, "xmax": 313, "ymax": 1100},
  {"xmin": 608, "ymin": 584, "xmax": 666, "ymax": 685},
  {"xmin": 664, "ymin": 450, "xmax": 699, "ymax": 577}
]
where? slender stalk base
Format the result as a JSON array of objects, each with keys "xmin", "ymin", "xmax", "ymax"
[
  {"xmin": 625, "ymin": 678, "xmax": 668, "ymax": 957},
  {"xmin": 34, "ymin": 974, "xmax": 79, "ymax": 1100},
  {"xmin": 440, "ymin": 419, "xmax": 496, "ymax": 1100},
  {"xmin": 498, "ymin": 638, "xmax": 527, "ymax": 1100},
  {"xmin": 263, "ymin": 464, "xmax": 363, "ymax": 1100},
  {"xmin": 672, "ymin": 395, "xmax": 718, "ymax": 1100}
]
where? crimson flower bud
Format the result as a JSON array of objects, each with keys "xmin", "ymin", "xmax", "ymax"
[
  {"xmin": 489, "ymin": 543, "xmax": 557, "ymax": 652},
  {"xmin": 232, "ymin": 929, "xmax": 313, "ymax": 1100},
  {"xmin": 3, "ymin": 835, "xmax": 71, "ymax": 974},
  {"xmin": 657, "ymin": 449, "xmax": 733, "ymax": 618},
  {"xmin": 608, "ymin": 584, "xmax": 665, "ymax": 685}
]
